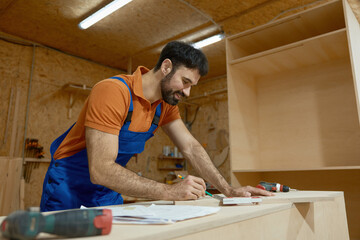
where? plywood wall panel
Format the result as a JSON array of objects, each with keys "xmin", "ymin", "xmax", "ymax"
[
  {"xmin": 0, "ymin": 38, "xmax": 125, "ymax": 209},
  {"xmin": 0, "ymin": 39, "xmax": 32, "ymax": 157},
  {"xmin": 21, "ymin": 46, "xmax": 122, "ymax": 208},
  {"xmin": 257, "ymin": 59, "xmax": 360, "ymax": 168},
  {"xmin": 25, "ymin": 47, "xmax": 120, "ymax": 159},
  {"xmin": 23, "ymin": 163, "xmax": 49, "ymax": 209},
  {"xmin": 185, "ymin": 77, "xmax": 230, "ymax": 182},
  {"xmin": 126, "ymin": 129, "xmax": 175, "ymax": 184},
  {"xmin": 0, "ymin": 157, "xmax": 22, "ymax": 215}
]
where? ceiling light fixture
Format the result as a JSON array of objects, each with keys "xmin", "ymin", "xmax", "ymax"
[
  {"xmin": 79, "ymin": 0, "xmax": 133, "ymax": 29},
  {"xmin": 192, "ymin": 33, "xmax": 225, "ymax": 49}
]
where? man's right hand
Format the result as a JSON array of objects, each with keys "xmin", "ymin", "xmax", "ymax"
[{"xmin": 165, "ymin": 175, "xmax": 206, "ymax": 200}]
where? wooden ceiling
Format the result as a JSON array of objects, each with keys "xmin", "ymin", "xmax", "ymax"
[{"xmin": 0, "ymin": 0, "xmax": 359, "ymax": 80}]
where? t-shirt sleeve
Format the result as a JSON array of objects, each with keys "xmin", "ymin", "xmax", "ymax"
[
  {"xmin": 160, "ymin": 104, "xmax": 181, "ymax": 126},
  {"xmin": 85, "ymin": 80, "xmax": 130, "ymax": 135}
]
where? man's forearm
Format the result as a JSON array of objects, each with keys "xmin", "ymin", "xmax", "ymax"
[
  {"xmin": 86, "ymin": 126, "xmax": 209, "ymax": 201},
  {"xmin": 182, "ymin": 141, "xmax": 232, "ymax": 196},
  {"xmin": 86, "ymin": 127, "xmax": 174, "ymax": 200},
  {"xmin": 91, "ymin": 160, "xmax": 210, "ymax": 201},
  {"xmin": 90, "ymin": 161, "xmax": 175, "ymax": 200}
]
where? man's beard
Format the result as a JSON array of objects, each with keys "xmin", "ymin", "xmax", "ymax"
[{"xmin": 160, "ymin": 71, "xmax": 185, "ymax": 106}]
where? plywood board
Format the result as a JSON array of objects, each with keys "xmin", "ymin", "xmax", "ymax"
[
  {"xmin": 0, "ymin": 157, "xmax": 22, "ymax": 215},
  {"xmin": 257, "ymin": 59, "xmax": 360, "ymax": 169},
  {"xmin": 227, "ymin": 67, "xmax": 259, "ymax": 171},
  {"xmin": 344, "ymin": 0, "xmax": 360, "ymax": 123},
  {"xmin": 0, "ymin": 38, "xmax": 32, "ymax": 157},
  {"xmin": 9, "ymin": 87, "xmax": 20, "ymax": 157}
]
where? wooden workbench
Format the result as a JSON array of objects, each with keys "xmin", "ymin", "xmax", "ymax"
[{"xmin": 0, "ymin": 191, "xmax": 349, "ymax": 240}]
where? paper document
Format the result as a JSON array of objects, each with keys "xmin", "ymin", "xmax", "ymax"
[
  {"xmin": 82, "ymin": 204, "xmax": 220, "ymax": 225},
  {"xmin": 146, "ymin": 204, "xmax": 220, "ymax": 221}
]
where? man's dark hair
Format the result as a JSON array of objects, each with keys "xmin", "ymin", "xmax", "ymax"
[{"xmin": 154, "ymin": 41, "xmax": 208, "ymax": 76}]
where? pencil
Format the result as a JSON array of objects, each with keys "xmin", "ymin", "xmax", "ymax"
[{"xmin": 177, "ymin": 175, "xmax": 213, "ymax": 197}]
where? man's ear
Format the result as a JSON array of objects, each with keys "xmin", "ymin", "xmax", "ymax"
[{"xmin": 161, "ymin": 59, "xmax": 172, "ymax": 75}]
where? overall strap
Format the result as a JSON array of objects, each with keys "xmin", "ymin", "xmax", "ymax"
[
  {"xmin": 109, "ymin": 77, "xmax": 133, "ymax": 126},
  {"xmin": 148, "ymin": 103, "xmax": 162, "ymax": 133},
  {"xmin": 110, "ymin": 76, "xmax": 162, "ymax": 132},
  {"xmin": 152, "ymin": 103, "xmax": 161, "ymax": 126}
]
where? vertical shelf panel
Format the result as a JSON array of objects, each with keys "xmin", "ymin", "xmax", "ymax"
[
  {"xmin": 344, "ymin": 0, "xmax": 360, "ymax": 124},
  {"xmin": 227, "ymin": 66, "xmax": 259, "ymax": 171}
]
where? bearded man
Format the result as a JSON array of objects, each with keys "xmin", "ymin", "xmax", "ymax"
[{"xmin": 40, "ymin": 41, "xmax": 271, "ymax": 211}]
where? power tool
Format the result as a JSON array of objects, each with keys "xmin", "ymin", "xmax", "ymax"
[
  {"xmin": 256, "ymin": 181, "xmax": 291, "ymax": 192},
  {"xmin": 0, "ymin": 208, "xmax": 112, "ymax": 240}
]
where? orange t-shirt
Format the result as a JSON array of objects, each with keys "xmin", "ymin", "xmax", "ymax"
[{"xmin": 53, "ymin": 66, "xmax": 180, "ymax": 160}]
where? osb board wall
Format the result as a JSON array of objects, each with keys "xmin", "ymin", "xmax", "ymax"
[
  {"xmin": 125, "ymin": 129, "xmax": 175, "ymax": 184},
  {"xmin": 23, "ymin": 162, "xmax": 49, "ymax": 208},
  {"xmin": 0, "ymin": 37, "xmax": 123, "ymax": 209},
  {"xmin": 26, "ymin": 47, "xmax": 122, "ymax": 159},
  {"xmin": 0, "ymin": 39, "xmax": 121, "ymax": 159},
  {"xmin": 0, "ymin": 39, "xmax": 31, "ymax": 157},
  {"xmin": 183, "ymin": 77, "xmax": 230, "ymax": 183}
]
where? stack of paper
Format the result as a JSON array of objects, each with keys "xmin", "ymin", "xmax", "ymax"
[{"xmin": 82, "ymin": 204, "xmax": 221, "ymax": 225}]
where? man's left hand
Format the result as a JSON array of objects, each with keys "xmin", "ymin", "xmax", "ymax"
[{"xmin": 226, "ymin": 186, "xmax": 275, "ymax": 197}]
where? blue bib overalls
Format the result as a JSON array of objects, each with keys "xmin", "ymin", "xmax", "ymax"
[{"xmin": 40, "ymin": 77, "xmax": 161, "ymax": 211}]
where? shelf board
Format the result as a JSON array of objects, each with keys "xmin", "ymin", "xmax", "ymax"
[
  {"xmin": 24, "ymin": 158, "xmax": 51, "ymax": 163},
  {"xmin": 158, "ymin": 167, "xmax": 184, "ymax": 171},
  {"xmin": 63, "ymin": 83, "xmax": 92, "ymax": 95},
  {"xmin": 229, "ymin": 29, "xmax": 348, "ymax": 77},
  {"xmin": 63, "ymin": 83, "xmax": 92, "ymax": 118},
  {"xmin": 233, "ymin": 166, "xmax": 360, "ymax": 172},
  {"xmin": 158, "ymin": 156, "xmax": 184, "ymax": 160}
]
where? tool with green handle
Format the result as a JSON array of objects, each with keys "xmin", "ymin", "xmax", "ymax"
[{"xmin": 0, "ymin": 208, "xmax": 112, "ymax": 240}]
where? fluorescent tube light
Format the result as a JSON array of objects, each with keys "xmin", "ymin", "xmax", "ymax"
[
  {"xmin": 192, "ymin": 33, "xmax": 225, "ymax": 49},
  {"xmin": 79, "ymin": 0, "xmax": 133, "ymax": 29}
]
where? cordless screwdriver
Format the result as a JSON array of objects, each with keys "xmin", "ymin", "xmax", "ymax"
[
  {"xmin": 256, "ymin": 181, "xmax": 291, "ymax": 192},
  {"xmin": 1, "ymin": 208, "xmax": 112, "ymax": 240}
]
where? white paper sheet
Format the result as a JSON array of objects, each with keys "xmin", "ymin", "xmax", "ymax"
[
  {"xmin": 81, "ymin": 204, "xmax": 220, "ymax": 225},
  {"xmin": 146, "ymin": 204, "xmax": 220, "ymax": 221}
]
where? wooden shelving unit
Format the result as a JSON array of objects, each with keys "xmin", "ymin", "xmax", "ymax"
[
  {"xmin": 157, "ymin": 155, "xmax": 185, "ymax": 171},
  {"xmin": 226, "ymin": 0, "xmax": 360, "ymax": 238}
]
